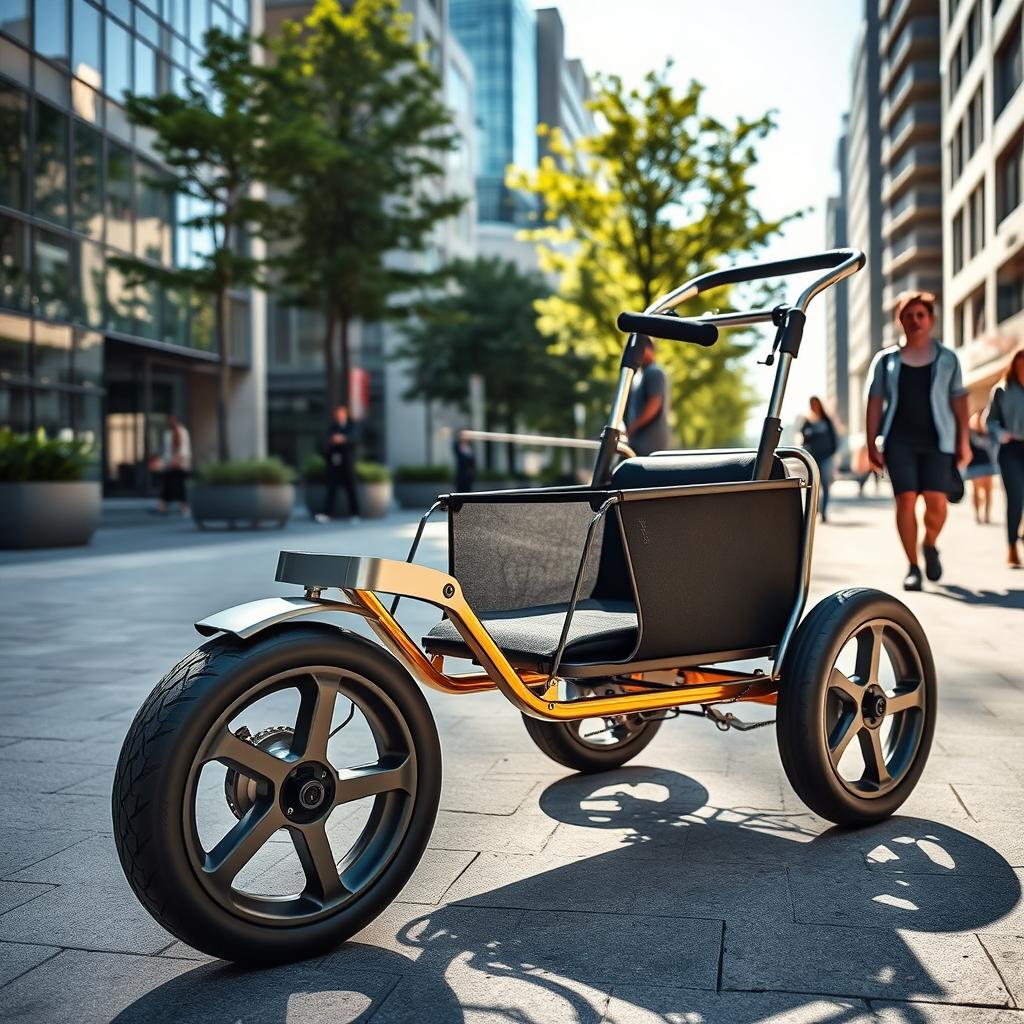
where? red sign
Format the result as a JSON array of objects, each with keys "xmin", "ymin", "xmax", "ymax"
[{"xmin": 350, "ymin": 367, "xmax": 370, "ymax": 420}]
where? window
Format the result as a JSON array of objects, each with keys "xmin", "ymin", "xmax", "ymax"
[
  {"xmin": 34, "ymin": 101, "xmax": 69, "ymax": 225},
  {"xmin": 968, "ymin": 181, "xmax": 985, "ymax": 258},
  {"xmin": 32, "ymin": 318, "xmax": 71, "ymax": 384},
  {"xmin": 104, "ymin": 254, "xmax": 133, "ymax": 332},
  {"xmin": 72, "ymin": 120, "xmax": 103, "ymax": 237},
  {"xmin": 134, "ymin": 37, "xmax": 156, "ymax": 97},
  {"xmin": 77, "ymin": 239, "xmax": 103, "ymax": 326},
  {"xmin": 968, "ymin": 85, "xmax": 984, "ymax": 156},
  {"xmin": 189, "ymin": 0, "xmax": 207, "ymax": 46},
  {"xmin": 71, "ymin": 0, "xmax": 101, "ymax": 87},
  {"xmin": 105, "ymin": 16, "xmax": 132, "ymax": 101},
  {"xmin": 106, "ymin": 141, "xmax": 133, "ymax": 251},
  {"xmin": 0, "ymin": 0, "xmax": 30, "ymax": 44},
  {"xmin": 952, "ymin": 209, "xmax": 964, "ymax": 273},
  {"xmin": 136, "ymin": 161, "xmax": 171, "ymax": 263},
  {"xmin": 34, "ymin": 0, "xmax": 68, "ymax": 67},
  {"xmin": 0, "ymin": 82, "xmax": 29, "ymax": 211},
  {"xmin": 997, "ymin": 133, "xmax": 1023, "ymax": 223},
  {"xmin": 0, "ymin": 308, "xmax": 30, "ymax": 376},
  {"xmin": 72, "ymin": 327, "xmax": 102, "ymax": 387},
  {"xmin": 33, "ymin": 227, "xmax": 71, "ymax": 320},
  {"xmin": 996, "ymin": 19, "xmax": 1023, "ymax": 115},
  {"xmin": 997, "ymin": 272, "xmax": 1024, "ymax": 321}
]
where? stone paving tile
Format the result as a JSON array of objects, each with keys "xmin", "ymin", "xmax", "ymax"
[
  {"xmin": 723, "ymin": 921, "xmax": 1010, "ymax": 1006},
  {"xmin": 0, "ymin": 881, "xmax": 53, "ymax": 915},
  {"xmin": 0, "ymin": 791, "xmax": 113, "ymax": 832},
  {"xmin": 0, "ymin": 736, "xmax": 124, "ymax": 767},
  {"xmin": 0, "ymin": 880, "xmax": 173, "ymax": 954},
  {"xmin": 0, "ymin": 947, "xmax": 400, "ymax": 1023},
  {"xmin": 428, "ymin": 806, "xmax": 559, "ymax": 855},
  {"xmin": 603, "ymin": 985, "xmax": 875, "ymax": 1023},
  {"xmin": 0, "ymin": 758, "xmax": 109, "ymax": 796},
  {"xmin": 871, "ymin": 1002, "xmax": 1024, "ymax": 1022},
  {"xmin": 978, "ymin": 933, "xmax": 1024, "ymax": 1008},
  {"xmin": 10, "ymin": 835, "xmax": 123, "ymax": 885},
  {"xmin": 438, "ymin": 774, "xmax": 539, "ymax": 815},
  {"xmin": 952, "ymin": 785, "xmax": 1024, "ymax": 824},
  {"xmin": 0, "ymin": 827, "xmax": 95, "ymax": 876},
  {"xmin": 0, "ymin": 941, "xmax": 62, "ymax": 988}
]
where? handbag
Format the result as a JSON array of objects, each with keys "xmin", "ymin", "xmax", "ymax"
[{"xmin": 947, "ymin": 462, "xmax": 965, "ymax": 504}]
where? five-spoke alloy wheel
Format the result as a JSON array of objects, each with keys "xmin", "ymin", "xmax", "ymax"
[
  {"xmin": 777, "ymin": 588, "xmax": 936, "ymax": 826},
  {"xmin": 112, "ymin": 625, "xmax": 441, "ymax": 963}
]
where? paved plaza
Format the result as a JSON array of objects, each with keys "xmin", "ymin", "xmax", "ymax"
[{"xmin": 0, "ymin": 482, "xmax": 1021, "ymax": 1023}]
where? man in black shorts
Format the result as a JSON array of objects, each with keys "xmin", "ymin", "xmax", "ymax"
[{"xmin": 866, "ymin": 291, "xmax": 970, "ymax": 590}]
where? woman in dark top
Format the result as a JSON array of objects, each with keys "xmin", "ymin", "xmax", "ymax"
[
  {"xmin": 987, "ymin": 346, "xmax": 1024, "ymax": 567},
  {"xmin": 798, "ymin": 396, "xmax": 838, "ymax": 522},
  {"xmin": 866, "ymin": 291, "xmax": 970, "ymax": 591},
  {"xmin": 453, "ymin": 428, "xmax": 477, "ymax": 493},
  {"xmin": 965, "ymin": 411, "xmax": 997, "ymax": 526}
]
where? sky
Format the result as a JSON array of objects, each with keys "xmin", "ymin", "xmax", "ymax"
[{"xmin": 536, "ymin": 0, "xmax": 865, "ymax": 431}]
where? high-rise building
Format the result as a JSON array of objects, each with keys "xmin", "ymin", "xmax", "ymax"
[
  {"xmin": 940, "ymin": 0, "xmax": 1024, "ymax": 408},
  {"xmin": 845, "ymin": 3, "xmax": 885, "ymax": 439},
  {"xmin": 825, "ymin": 121, "xmax": 851, "ymax": 431},
  {"xmin": 0, "ymin": 0, "xmax": 266, "ymax": 494},
  {"xmin": 879, "ymin": 0, "xmax": 943, "ymax": 350},
  {"xmin": 263, "ymin": 0, "xmax": 477, "ymax": 469},
  {"xmin": 536, "ymin": 8, "xmax": 593, "ymax": 163}
]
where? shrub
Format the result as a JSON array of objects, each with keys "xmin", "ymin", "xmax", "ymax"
[
  {"xmin": 197, "ymin": 457, "xmax": 296, "ymax": 485},
  {"xmin": 303, "ymin": 455, "xmax": 391, "ymax": 483},
  {"xmin": 394, "ymin": 464, "xmax": 453, "ymax": 483},
  {"xmin": 0, "ymin": 427, "xmax": 94, "ymax": 482}
]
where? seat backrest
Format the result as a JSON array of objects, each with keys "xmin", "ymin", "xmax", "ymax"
[{"xmin": 610, "ymin": 450, "xmax": 786, "ymax": 490}]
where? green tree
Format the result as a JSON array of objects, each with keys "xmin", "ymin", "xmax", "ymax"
[
  {"xmin": 264, "ymin": 0, "xmax": 465, "ymax": 410},
  {"xmin": 110, "ymin": 29, "xmax": 274, "ymax": 461},
  {"xmin": 394, "ymin": 256, "xmax": 592, "ymax": 472},
  {"xmin": 510, "ymin": 67, "xmax": 796, "ymax": 448}
]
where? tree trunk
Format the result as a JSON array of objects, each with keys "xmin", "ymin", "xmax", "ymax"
[
  {"xmin": 338, "ymin": 312, "xmax": 351, "ymax": 407},
  {"xmin": 323, "ymin": 309, "xmax": 337, "ymax": 412},
  {"xmin": 215, "ymin": 287, "xmax": 231, "ymax": 462}
]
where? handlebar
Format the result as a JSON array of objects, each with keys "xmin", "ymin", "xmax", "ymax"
[{"xmin": 615, "ymin": 311, "xmax": 719, "ymax": 347}]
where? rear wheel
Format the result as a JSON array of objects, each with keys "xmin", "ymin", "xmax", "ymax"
[
  {"xmin": 112, "ymin": 624, "xmax": 440, "ymax": 963},
  {"xmin": 522, "ymin": 681, "xmax": 663, "ymax": 773},
  {"xmin": 777, "ymin": 588, "xmax": 936, "ymax": 826}
]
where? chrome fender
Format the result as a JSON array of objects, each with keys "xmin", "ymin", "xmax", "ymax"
[{"xmin": 194, "ymin": 596, "xmax": 368, "ymax": 640}]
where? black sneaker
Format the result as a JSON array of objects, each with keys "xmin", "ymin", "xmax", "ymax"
[
  {"xmin": 922, "ymin": 544, "xmax": 942, "ymax": 582},
  {"xmin": 903, "ymin": 564, "xmax": 923, "ymax": 591}
]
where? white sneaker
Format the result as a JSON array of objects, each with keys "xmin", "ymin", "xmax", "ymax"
[{"xmin": 314, "ymin": 513, "xmax": 331, "ymax": 524}]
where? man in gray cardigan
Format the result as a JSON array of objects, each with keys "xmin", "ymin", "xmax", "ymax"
[{"xmin": 866, "ymin": 291, "xmax": 970, "ymax": 591}]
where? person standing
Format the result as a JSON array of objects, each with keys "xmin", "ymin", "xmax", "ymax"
[
  {"xmin": 798, "ymin": 396, "xmax": 838, "ymax": 522},
  {"xmin": 986, "ymin": 346, "xmax": 1024, "ymax": 567},
  {"xmin": 453, "ymin": 428, "xmax": 477, "ymax": 492},
  {"xmin": 965, "ymin": 411, "xmax": 997, "ymax": 526},
  {"xmin": 625, "ymin": 336, "xmax": 672, "ymax": 456},
  {"xmin": 315, "ymin": 404, "xmax": 361, "ymax": 523},
  {"xmin": 866, "ymin": 291, "xmax": 970, "ymax": 591},
  {"xmin": 156, "ymin": 414, "xmax": 191, "ymax": 516}
]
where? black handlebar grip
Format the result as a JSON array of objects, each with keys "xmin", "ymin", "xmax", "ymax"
[{"xmin": 616, "ymin": 311, "xmax": 719, "ymax": 347}]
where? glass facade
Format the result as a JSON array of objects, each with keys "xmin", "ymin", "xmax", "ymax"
[
  {"xmin": 0, "ymin": 0, "xmax": 251, "ymax": 483},
  {"xmin": 450, "ymin": 0, "xmax": 537, "ymax": 223}
]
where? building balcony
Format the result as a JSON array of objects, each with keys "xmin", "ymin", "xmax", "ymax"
[
  {"xmin": 881, "ymin": 143, "xmax": 942, "ymax": 201},
  {"xmin": 881, "ymin": 100, "xmax": 942, "ymax": 164},
  {"xmin": 881, "ymin": 17, "xmax": 941, "ymax": 90},
  {"xmin": 882, "ymin": 188, "xmax": 942, "ymax": 239},
  {"xmin": 881, "ymin": 62, "xmax": 941, "ymax": 129}
]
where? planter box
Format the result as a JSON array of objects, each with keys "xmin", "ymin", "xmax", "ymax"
[
  {"xmin": 304, "ymin": 481, "xmax": 392, "ymax": 519},
  {"xmin": 0, "ymin": 481, "xmax": 101, "ymax": 548},
  {"xmin": 394, "ymin": 481, "xmax": 450, "ymax": 510},
  {"xmin": 191, "ymin": 483, "xmax": 295, "ymax": 530}
]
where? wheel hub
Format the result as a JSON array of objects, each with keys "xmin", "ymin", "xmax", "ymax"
[
  {"xmin": 281, "ymin": 762, "xmax": 335, "ymax": 824},
  {"xmin": 862, "ymin": 685, "xmax": 888, "ymax": 728},
  {"xmin": 224, "ymin": 725, "xmax": 294, "ymax": 819}
]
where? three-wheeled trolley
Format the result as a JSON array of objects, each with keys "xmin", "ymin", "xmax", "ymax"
[{"xmin": 112, "ymin": 249, "xmax": 936, "ymax": 963}]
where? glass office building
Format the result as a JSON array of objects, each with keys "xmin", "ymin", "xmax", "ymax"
[
  {"xmin": 0, "ymin": 0, "xmax": 260, "ymax": 493},
  {"xmin": 450, "ymin": 0, "xmax": 537, "ymax": 223}
]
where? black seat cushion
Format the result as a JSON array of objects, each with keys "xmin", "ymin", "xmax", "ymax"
[
  {"xmin": 611, "ymin": 450, "xmax": 786, "ymax": 489},
  {"xmin": 423, "ymin": 598, "xmax": 637, "ymax": 670}
]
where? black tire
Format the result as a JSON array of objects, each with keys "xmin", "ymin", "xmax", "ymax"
[
  {"xmin": 777, "ymin": 588, "xmax": 936, "ymax": 827},
  {"xmin": 521, "ymin": 683, "xmax": 663, "ymax": 773},
  {"xmin": 112, "ymin": 624, "xmax": 441, "ymax": 963}
]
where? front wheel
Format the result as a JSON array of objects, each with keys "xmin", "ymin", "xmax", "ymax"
[
  {"xmin": 777, "ymin": 588, "xmax": 936, "ymax": 827},
  {"xmin": 522, "ymin": 681, "xmax": 663, "ymax": 773},
  {"xmin": 112, "ymin": 624, "xmax": 441, "ymax": 963}
]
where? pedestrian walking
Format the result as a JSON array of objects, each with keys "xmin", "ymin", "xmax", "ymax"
[
  {"xmin": 155, "ymin": 414, "xmax": 191, "ymax": 516},
  {"xmin": 865, "ymin": 290, "xmax": 970, "ymax": 591},
  {"xmin": 453, "ymin": 427, "xmax": 477, "ymax": 493},
  {"xmin": 986, "ymin": 346, "xmax": 1024, "ymax": 567},
  {"xmin": 798, "ymin": 396, "xmax": 838, "ymax": 522},
  {"xmin": 965, "ymin": 411, "xmax": 997, "ymax": 525},
  {"xmin": 625, "ymin": 335, "xmax": 672, "ymax": 456},
  {"xmin": 315, "ymin": 403, "xmax": 361, "ymax": 523}
]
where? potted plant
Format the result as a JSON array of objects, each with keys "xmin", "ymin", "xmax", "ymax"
[
  {"xmin": 0, "ymin": 428, "xmax": 100, "ymax": 548},
  {"xmin": 302, "ymin": 455, "xmax": 392, "ymax": 519},
  {"xmin": 393, "ymin": 465, "xmax": 453, "ymax": 510},
  {"xmin": 190, "ymin": 457, "xmax": 296, "ymax": 529}
]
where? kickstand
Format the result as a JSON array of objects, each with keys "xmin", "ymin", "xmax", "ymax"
[{"xmin": 703, "ymin": 705, "xmax": 776, "ymax": 732}]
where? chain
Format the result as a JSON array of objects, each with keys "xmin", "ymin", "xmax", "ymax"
[{"xmin": 702, "ymin": 705, "xmax": 776, "ymax": 732}]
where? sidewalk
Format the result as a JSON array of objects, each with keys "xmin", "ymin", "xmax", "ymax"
[{"xmin": 0, "ymin": 482, "xmax": 1021, "ymax": 1022}]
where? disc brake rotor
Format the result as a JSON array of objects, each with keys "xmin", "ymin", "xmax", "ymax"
[{"xmin": 223, "ymin": 725, "xmax": 294, "ymax": 819}]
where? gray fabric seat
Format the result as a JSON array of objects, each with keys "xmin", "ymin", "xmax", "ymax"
[{"xmin": 422, "ymin": 598, "xmax": 637, "ymax": 670}]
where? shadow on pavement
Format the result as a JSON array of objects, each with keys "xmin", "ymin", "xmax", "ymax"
[
  {"xmin": 935, "ymin": 583, "xmax": 1024, "ymax": 609},
  {"xmin": 112, "ymin": 768, "xmax": 1021, "ymax": 1024}
]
